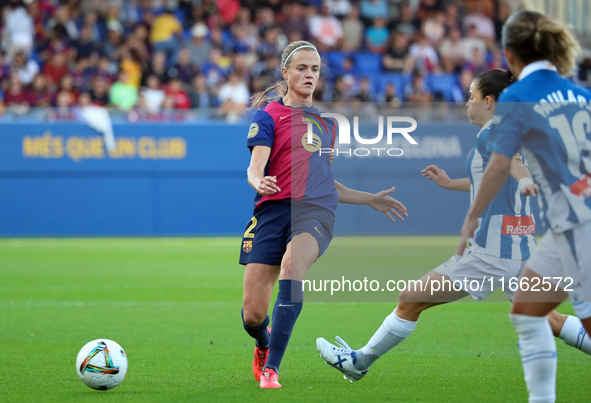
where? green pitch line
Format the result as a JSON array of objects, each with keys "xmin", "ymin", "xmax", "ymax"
[{"xmin": 0, "ymin": 237, "xmax": 588, "ymax": 402}]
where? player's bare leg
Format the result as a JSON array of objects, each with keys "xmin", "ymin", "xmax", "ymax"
[
  {"xmin": 260, "ymin": 233, "xmax": 318, "ymax": 388},
  {"xmin": 243, "ymin": 263, "xmax": 279, "ymax": 381}
]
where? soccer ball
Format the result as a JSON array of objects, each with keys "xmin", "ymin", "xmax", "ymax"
[{"xmin": 76, "ymin": 339, "xmax": 128, "ymax": 390}]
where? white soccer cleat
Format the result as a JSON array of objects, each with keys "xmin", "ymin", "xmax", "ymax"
[{"xmin": 316, "ymin": 336, "xmax": 369, "ymax": 382}]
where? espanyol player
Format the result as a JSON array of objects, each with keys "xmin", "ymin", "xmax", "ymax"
[
  {"xmin": 317, "ymin": 68, "xmax": 591, "ymax": 384},
  {"xmin": 459, "ymin": 11, "xmax": 591, "ymax": 403}
]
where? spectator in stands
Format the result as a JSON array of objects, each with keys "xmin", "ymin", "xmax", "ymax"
[
  {"xmin": 324, "ymin": 0, "xmax": 352, "ymax": 19},
  {"xmin": 463, "ymin": 24, "xmax": 487, "ymax": 65},
  {"xmin": 165, "ymin": 77, "xmax": 192, "ymax": 110},
  {"xmin": 218, "ymin": 71, "xmax": 249, "ymax": 122},
  {"xmin": 47, "ymin": 89, "xmax": 76, "ymax": 121},
  {"xmin": 94, "ymin": 56, "xmax": 117, "ymax": 84},
  {"xmin": 169, "ymin": 49, "xmax": 199, "ymax": 85},
  {"xmin": 185, "ymin": 22, "xmax": 212, "ymax": 69},
  {"xmin": 27, "ymin": 73, "xmax": 52, "ymax": 108},
  {"xmin": 143, "ymin": 51, "xmax": 171, "ymax": 87},
  {"xmin": 392, "ymin": 3, "xmax": 420, "ymax": 37},
  {"xmin": 355, "ymin": 77, "xmax": 374, "ymax": 102},
  {"xmin": 128, "ymin": 23, "xmax": 151, "ymax": 63},
  {"xmin": 2, "ymin": 1, "xmax": 35, "ymax": 60},
  {"xmin": 216, "ymin": 0, "xmax": 241, "ymax": 26},
  {"xmin": 487, "ymin": 48, "xmax": 509, "ymax": 70},
  {"xmin": 109, "ymin": 70, "xmax": 138, "ymax": 111},
  {"xmin": 72, "ymin": 25, "xmax": 100, "ymax": 61},
  {"xmin": 439, "ymin": 26, "xmax": 467, "ymax": 73},
  {"xmin": 103, "ymin": 22, "xmax": 125, "ymax": 62},
  {"xmin": 46, "ymin": 5, "xmax": 79, "ymax": 42},
  {"xmin": 443, "ymin": 2, "xmax": 461, "ymax": 32},
  {"xmin": 381, "ymin": 82, "xmax": 401, "ymax": 107},
  {"xmin": 201, "ymin": 47, "xmax": 229, "ymax": 88},
  {"xmin": 55, "ymin": 74, "xmax": 79, "ymax": 107},
  {"xmin": 42, "ymin": 52, "xmax": 70, "ymax": 90},
  {"xmin": 141, "ymin": 74, "xmax": 166, "ymax": 113},
  {"xmin": 11, "ymin": 50, "xmax": 39, "ymax": 86},
  {"xmin": 308, "ymin": 4, "xmax": 343, "ymax": 51},
  {"xmin": 149, "ymin": 5, "xmax": 183, "ymax": 66},
  {"xmin": 422, "ymin": 10, "xmax": 446, "ymax": 47},
  {"xmin": 120, "ymin": 48, "xmax": 143, "ymax": 89},
  {"xmin": 89, "ymin": 76, "xmax": 111, "ymax": 107},
  {"xmin": 404, "ymin": 71, "xmax": 432, "ymax": 102},
  {"xmin": 188, "ymin": 74, "xmax": 216, "ymax": 109},
  {"xmin": 341, "ymin": 5, "xmax": 364, "ymax": 52},
  {"xmin": 257, "ymin": 26, "xmax": 282, "ymax": 59},
  {"xmin": 4, "ymin": 74, "xmax": 29, "ymax": 114},
  {"xmin": 365, "ymin": 17, "xmax": 389, "ymax": 53},
  {"xmin": 407, "ymin": 33, "xmax": 440, "ymax": 73},
  {"xmin": 281, "ymin": 2, "xmax": 310, "ymax": 43},
  {"xmin": 463, "ymin": 1, "xmax": 496, "ymax": 44},
  {"xmin": 38, "ymin": 26, "xmax": 71, "ymax": 63},
  {"xmin": 382, "ymin": 31, "xmax": 410, "ymax": 73},
  {"xmin": 330, "ymin": 75, "xmax": 351, "ymax": 102},
  {"xmin": 360, "ymin": 0, "xmax": 389, "ymax": 24}
]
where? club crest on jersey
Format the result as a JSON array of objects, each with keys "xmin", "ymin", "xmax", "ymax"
[
  {"xmin": 242, "ymin": 240, "xmax": 253, "ymax": 253},
  {"xmin": 247, "ymin": 123, "xmax": 259, "ymax": 139}
]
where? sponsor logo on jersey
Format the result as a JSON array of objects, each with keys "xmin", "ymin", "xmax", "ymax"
[
  {"xmin": 501, "ymin": 215, "xmax": 536, "ymax": 236},
  {"xmin": 570, "ymin": 175, "xmax": 591, "ymax": 198}
]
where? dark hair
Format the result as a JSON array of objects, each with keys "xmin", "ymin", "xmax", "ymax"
[
  {"xmin": 474, "ymin": 69, "xmax": 515, "ymax": 101},
  {"xmin": 502, "ymin": 10, "xmax": 581, "ymax": 76}
]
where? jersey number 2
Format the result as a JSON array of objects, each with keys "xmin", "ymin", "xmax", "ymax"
[{"xmin": 243, "ymin": 217, "xmax": 257, "ymax": 238}]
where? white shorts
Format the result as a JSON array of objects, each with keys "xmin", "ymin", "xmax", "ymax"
[
  {"xmin": 434, "ymin": 250, "xmax": 525, "ymax": 301},
  {"xmin": 526, "ymin": 222, "xmax": 591, "ymax": 319}
]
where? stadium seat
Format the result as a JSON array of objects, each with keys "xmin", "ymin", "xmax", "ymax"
[
  {"xmin": 425, "ymin": 73, "xmax": 461, "ymax": 102},
  {"xmin": 353, "ymin": 52, "xmax": 382, "ymax": 75}
]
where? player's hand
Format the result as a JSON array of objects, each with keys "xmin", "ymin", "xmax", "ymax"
[
  {"xmin": 521, "ymin": 183, "xmax": 538, "ymax": 197},
  {"xmin": 369, "ymin": 186, "xmax": 408, "ymax": 222},
  {"xmin": 421, "ymin": 165, "xmax": 451, "ymax": 189},
  {"xmin": 458, "ymin": 210, "xmax": 478, "ymax": 255},
  {"xmin": 256, "ymin": 176, "xmax": 280, "ymax": 195}
]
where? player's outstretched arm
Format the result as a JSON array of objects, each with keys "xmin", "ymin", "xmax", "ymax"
[
  {"xmin": 247, "ymin": 146, "xmax": 281, "ymax": 195},
  {"xmin": 334, "ymin": 181, "xmax": 408, "ymax": 222},
  {"xmin": 421, "ymin": 164, "xmax": 470, "ymax": 191},
  {"xmin": 458, "ymin": 152, "xmax": 511, "ymax": 255},
  {"xmin": 508, "ymin": 157, "xmax": 538, "ymax": 197}
]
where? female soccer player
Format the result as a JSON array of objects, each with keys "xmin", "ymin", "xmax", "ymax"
[
  {"xmin": 459, "ymin": 11, "xmax": 591, "ymax": 402},
  {"xmin": 317, "ymin": 68, "xmax": 591, "ymax": 383},
  {"xmin": 240, "ymin": 40, "xmax": 408, "ymax": 389}
]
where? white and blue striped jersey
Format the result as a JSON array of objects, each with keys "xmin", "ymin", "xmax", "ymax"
[
  {"xmin": 490, "ymin": 61, "xmax": 591, "ymax": 233},
  {"xmin": 467, "ymin": 119, "xmax": 536, "ymax": 259}
]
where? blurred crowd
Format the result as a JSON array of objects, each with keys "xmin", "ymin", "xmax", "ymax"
[{"xmin": 0, "ymin": 0, "xmax": 590, "ymax": 122}]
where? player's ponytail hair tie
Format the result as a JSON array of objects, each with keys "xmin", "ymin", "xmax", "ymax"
[
  {"xmin": 282, "ymin": 45, "xmax": 318, "ymax": 68},
  {"xmin": 506, "ymin": 69, "xmax": 515, "ymax": 83}
]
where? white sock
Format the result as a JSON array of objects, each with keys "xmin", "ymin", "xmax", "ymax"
[
  {"xmin": 510, "ymin": 314, "xmax": 557, "ymax": 403},
  {"xmin": 558, "ymin": 315, "xmax": 591, "ymax": 355},
  {"xmin": 354, "ymin": 311, "xmax": 417, "ymax": 369}
]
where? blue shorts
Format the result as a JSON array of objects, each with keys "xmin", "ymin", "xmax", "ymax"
[{"xmin": 239, "ymin": 200, "xmax": 335, "ymax": 266}]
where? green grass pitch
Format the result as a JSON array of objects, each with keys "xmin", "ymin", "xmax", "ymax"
[{"xmin": 1, "ymin": 237, "xmax": 589, "ymax": 402}]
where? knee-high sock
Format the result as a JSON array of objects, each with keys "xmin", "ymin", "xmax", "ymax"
[
  {"xmin": 241, "ymin": 309, "xmax": 270, "ymax": 349},
  {"xmin": 354, "ymin": 310, "xmax": 417, "ymax": 370},
  {"xmin": 510, "ymin": 314, "xmax": 557, "ymax": 403},
  {"xmin": 558, "ymin": 315, "xmax": 591, "ymax": 355},
  {"xmin": 263, "ymin": 280, "xmax": 303, "ymax": 373}
]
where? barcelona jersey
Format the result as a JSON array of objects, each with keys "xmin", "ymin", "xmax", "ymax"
[{"xmin": 246, "ymin": 99, "xmax": 338, "ymax": 212}]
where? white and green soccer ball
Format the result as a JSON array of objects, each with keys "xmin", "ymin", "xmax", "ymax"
[{"xmin": 76, "ymin": 339, "xmax": 128, "ymax": 390}]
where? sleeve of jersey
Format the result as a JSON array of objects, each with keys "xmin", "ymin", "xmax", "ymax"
[
  {"xmin": 489, "ymin": 91, "xmax": 524, "ymax": 159},
  {"xmin": 246, "ymin": 110, "xmax": 275, "ymax": 149}
]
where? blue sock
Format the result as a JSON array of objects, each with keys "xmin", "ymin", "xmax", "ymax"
[
  {"xmin": 241, "ymin": 309, "xmax": 270, "ymax": 350},
  {"xmin": 263, "ymin": 280, "xmax": 303, "ymax": 374}
]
